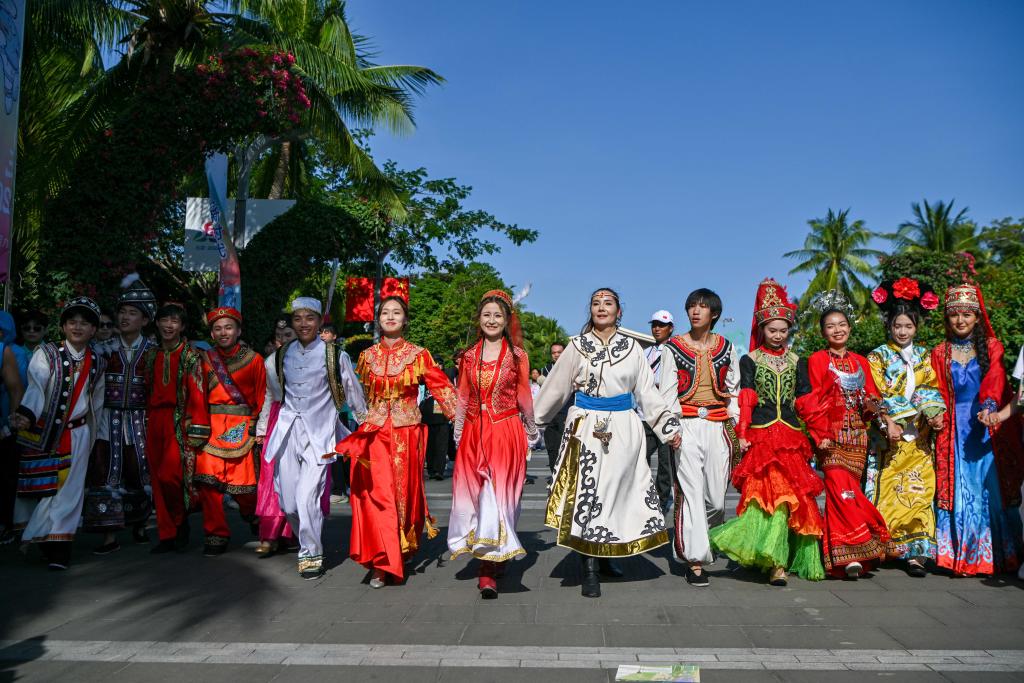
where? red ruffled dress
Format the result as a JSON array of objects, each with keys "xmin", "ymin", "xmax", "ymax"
[{"xmin": 709, "ymin": 347, "xmax": 825, "ymax": 579}]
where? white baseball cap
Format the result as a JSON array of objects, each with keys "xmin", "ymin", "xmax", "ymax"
[{"xmin": 650, "ymin": 310, "xmax": 674, "ymax": 325}]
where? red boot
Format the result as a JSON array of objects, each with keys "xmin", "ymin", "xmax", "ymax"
[{"xmin": 478, "ymin": 560, "xmax": 498, "ymax": 599}]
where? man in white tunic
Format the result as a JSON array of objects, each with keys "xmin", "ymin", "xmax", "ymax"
[
  {"xmin": 257, "ymin": 297, "xmax": 365, "ymax": 580},
  {"xmin": 11, "ymin": 298, "xmax": 106, "ymax": 570}
]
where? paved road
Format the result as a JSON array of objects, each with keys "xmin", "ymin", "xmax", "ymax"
[{"xmin": 2, "ymin": 454, "xmax": 1024, "ymax": 682}]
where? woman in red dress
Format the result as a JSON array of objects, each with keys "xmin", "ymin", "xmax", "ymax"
[
  {"xmin": 336, "ymin": 296, "xmax": 456, "ymax": 588},
  {"xmin": 804, "ymin": 290, "xmax": 891, "ymax": 579},
  {"xmin": 448, "ymin": 290, "xmax": 539, "ymax": 599}
]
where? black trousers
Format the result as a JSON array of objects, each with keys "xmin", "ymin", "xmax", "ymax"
[
  {"xmin": 544, "ymin": 416, "xmax": 566, "ymax": 473},
  {"xmin": 644, "ymin": 423, "xmax": 674, "ymax": 506},
  {"xmin": 0, "ymin": 434, "xmax": 18, "ymax": 528},
  {"xmin": 425, "ymin": 422, "xmax": 451, "ymax": 476}
]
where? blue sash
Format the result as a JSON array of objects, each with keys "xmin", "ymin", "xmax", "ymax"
[{"xmin": 574, "ymin": 392, "xmax": 634, "ymax": 412}]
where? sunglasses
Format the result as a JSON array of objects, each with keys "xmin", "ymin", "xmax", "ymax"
[
  {"xmin": 22, "ymin": 324, "xmax": 43, "ymax": 332},
  {"xmin": 99, "ymin": 322, "xmax": 115, "ymax": 329}
]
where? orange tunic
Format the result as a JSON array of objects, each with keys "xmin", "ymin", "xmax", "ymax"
[
  {"xmin": 337, "ymin": 338, "xmax": 456, "ymax": 580},
  {"xmin": 189, "ymin": 344, "xmax": 266, "ymax": 494}
]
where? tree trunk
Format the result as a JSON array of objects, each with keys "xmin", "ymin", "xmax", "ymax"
[{"xmin": 268, "ymin": 141, "xmax": 291, "ymax": 200}]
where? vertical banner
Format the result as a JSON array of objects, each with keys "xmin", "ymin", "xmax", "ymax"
[
  {"xmin": 205, "ymin": 154, "xmax": 241, "ymax": 309},
  {"xmin": 0, "ymin": 0, "xmax": 27, "ymax": 285}
]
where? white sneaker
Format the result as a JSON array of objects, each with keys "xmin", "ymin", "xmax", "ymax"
[
  {"xmin": 369, "ymin": 570, "xmax": 386, "ymax": 589},
  {"xmin": 845, "ymin": 561, "xmax": 863, "ymax": 579}
]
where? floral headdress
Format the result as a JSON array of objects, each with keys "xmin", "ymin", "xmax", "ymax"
[{"xmin": 871, "ymin": 277, "xmax": 939, "ymax": 319}]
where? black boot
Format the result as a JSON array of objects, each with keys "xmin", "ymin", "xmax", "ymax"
[
  {"xmin": 174, "ymin": 520, "xmax": 190, "ymax": 552},
  {"xmin": 581, "ymin": 556, "xmax": 601, "ymax": 598},
  {"xmin": 598, "ymin": 557, "xmax": 624, "ymax": 578}
]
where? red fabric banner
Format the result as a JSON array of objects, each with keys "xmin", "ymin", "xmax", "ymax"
[{"xmin": 345, "ymin": 277, "xmax": 409, "ymax": 322}]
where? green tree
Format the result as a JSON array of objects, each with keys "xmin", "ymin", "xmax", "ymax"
[
  {"xmin": 520, "ymin": 310, "xmax": 568, "ymax": 370},
  {"xmin": 340, "ymin": 161, "xmax": 538, "ymax": 335},
  {"xmin": 978, "ymin": 217, "xmax": 1024, "ymax": 265},
  {"xmin": 784, "ymin": 208, "xmax": 883, "ymax": 309},
  {"xmin": 980, "ymin": 253, "xmax": 1024, "ymax": 366},
  {"xmin": 888, "ymin": 199, "xmax": 980, "ymax": 256}
]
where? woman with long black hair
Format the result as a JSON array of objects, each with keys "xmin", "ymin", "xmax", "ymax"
[{"xmin": 447, "ymin": 290, "xmax": 539, "ymax": 598}]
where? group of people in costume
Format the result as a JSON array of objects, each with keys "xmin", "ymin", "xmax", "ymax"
[{"xmin": 5, "ymin": 273, "xmax": 1023, "ymax": 598}]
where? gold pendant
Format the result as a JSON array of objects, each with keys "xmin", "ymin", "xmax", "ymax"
[{"xmin": 592, "ymin": 417, "xmax": 612, "ymax": 453}]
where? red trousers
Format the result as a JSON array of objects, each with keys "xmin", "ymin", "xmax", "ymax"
[
  {"xmin": 145, "ymin": 407, "xmax": 185, "ymax": 541},
  {"xmin": 197, "ymin": 486, "xmax": 255, "ymax": 542}
]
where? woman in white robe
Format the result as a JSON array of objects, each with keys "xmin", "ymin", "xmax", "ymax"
[{"xmin": 534, "ymin": 288, "xmax": 681, "ymax": 598}]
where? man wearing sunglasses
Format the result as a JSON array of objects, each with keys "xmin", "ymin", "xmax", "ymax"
[
  {"xmin": 94, "ymin": 311, "xmax": 116, "ymax": 344},
  {"xmin": 18, "ymin": 310, "xmax": 47, "ymax": 354}
]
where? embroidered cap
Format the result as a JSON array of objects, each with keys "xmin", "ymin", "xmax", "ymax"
[
  {"xmin": 944, "ymin": 283, "xmax": 981, "ymax": 313},
  {"xmin": 748, "ymin": 278, "xmax": 797, "ymax": 351},
  {"xmin": 117, "ymin": 274, "xmax": 157, "ymax": 319},
  {"xmin": 649, "ymin": 310, "xmax": 674, "ymax": 325},
  {"xmin": 206, "ymin": 306, "xmax": 243, "ymax": 326},
  {"xmin": 290, "ymin": 297, "xmax": 323, "ymax": 315},
  {"xmin": 61, "ymin": 296, "xmax": 102, "ymax": 327}
]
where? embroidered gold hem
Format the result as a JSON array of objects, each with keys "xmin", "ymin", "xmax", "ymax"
[
  {"xmin": 450, "ymin": 546, "xmax": 526, "ymax": 562},
  {"xmin": 546, "ymin": 415, "xmax": 669, "ymax": 558},
  {"xmin": 193, "ymin": 475, "xmax": 256, "ymax": 495},
  {"xmin": 203, "ymin": 437, "xmax": 257, "ymax": 459}
]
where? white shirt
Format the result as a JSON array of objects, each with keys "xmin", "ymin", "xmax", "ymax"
[
  {"xmin": 1013, "ymin": 345, "xmax": 1023, "ymax": 382},
  {"xmin": 258, "ymin": 338, "xmax": 366, "ymax": 464}
]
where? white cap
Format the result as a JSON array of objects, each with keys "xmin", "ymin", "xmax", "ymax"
[
  {"xmin": 650, "ymin": 309, "xmax": 674, "ymax": 325},
  {"xmin": 290, "ymin": 297, "xmax": 323, "ymax": 315}
]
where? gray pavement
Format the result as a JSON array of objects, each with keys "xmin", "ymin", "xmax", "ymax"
[{"xmin": 2, "ymin": 454, "xmax": 1024, "ymax": 682}]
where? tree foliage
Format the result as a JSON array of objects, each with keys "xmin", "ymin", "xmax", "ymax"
[
  {"xmin": 784, "ymin": 208, "xmax": 883, "ymax": 310},
  {"xmin": 406, "ymin": 263, "xmax": 565, "ymax": 370},
  {"xmin": 888, "ymin": 199, "xmax": 978, "ymax": 256}
]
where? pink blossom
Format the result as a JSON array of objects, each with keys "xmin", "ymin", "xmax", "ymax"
[
  {"xmin": 920, "ymin": 292, "xmax": 939, "ymax": 310},
  {"xmin": 871, "ymin": 286, "xmax": 888, "ymax": 304}
]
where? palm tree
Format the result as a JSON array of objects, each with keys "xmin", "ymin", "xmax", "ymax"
[
  {"xmin": 889, "ymin": 199, "xmax": 980, "ymax": 255},
  {"xmin": 784, "ymin": 209, "xmax": 883, "ymax": 309}
]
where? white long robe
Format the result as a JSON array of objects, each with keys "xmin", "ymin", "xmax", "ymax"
[
  {"xmin": 534, "ymin": 331, "xmax": 680, "ymax": 556},
  {"xmin": 15, "ymin": 343, "xmax": 105, "ymax": 542}
]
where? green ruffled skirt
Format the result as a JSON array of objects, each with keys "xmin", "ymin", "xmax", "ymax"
[{"xmin": 709, "ymin": 501, "xmax": 825, "ymax": 581}]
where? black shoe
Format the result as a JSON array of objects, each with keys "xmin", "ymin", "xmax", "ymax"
[
  {"xmin": 300, "ymin": 566, "xmax": 325, "ymax": 580},
  {"xmin": 685, "ymin": 565, "xmax": 710, "ymax": 587},
  {"xmin": 150, "ymin": 539, "xmax": 176, "ymax": 554},
  {"xmin": 581, "ymin": 556, "xmax": 601, "ymax": 598},
  {"xmin": 906, "ymin": 561, "xmax": 928, "ymax": 578},
  {"xmin": 0, "ymin": 528, "xmax": 19, "ymax": 545},
  {"xmin": 203, "ymin": 543, "xmax": 227, "ymax": 557},
  {"xmin": 132, "ymin": 526, "xmax": 149, "ymax": 544},
  {"xmin": 174, "ymin": 521, "xmax": 190, "ymax": 552},
  {"xmin": 598, "ymin": 558, "xmax": 624, "ymax": 578},
  {"xmin": 525, "ymin": 475, "xmax": 536, "ymax": 485},
  {"xmin": 93, "ymin": 541, "xmax": 121, "ymax": 555}
]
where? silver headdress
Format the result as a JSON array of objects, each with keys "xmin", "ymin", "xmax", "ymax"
[{"xmin": 807, "ymin": 289, "xmax": 855, "ymax": 318}]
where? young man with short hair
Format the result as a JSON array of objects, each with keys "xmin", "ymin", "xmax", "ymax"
[
  {"xmin": 257, "ymin": 297, "xmax": 365, "ymax": 580},
  {"xmin": 662, "ymin": 289, "xmax": 740, "ymax": 587},
  {"xmin": 188, "ymin": 307, "xmax": 265, "ymax": 556},
  {"xmin": 84, "ymin": 277, "xmax": 157, "ymax": 554},
  {"xmin": 643, "ymin": 310, "xmax": 676, "ymax": 514},
  {"xmin": 145, "ymin": 303, "xmax": 205, "ymax": 553}
]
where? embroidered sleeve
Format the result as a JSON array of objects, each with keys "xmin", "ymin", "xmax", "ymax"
[
  {"xmin": 868, "ymin": 351, "xmax": 913, "ymax": 423},
  {"xmin": 339, "ymin": 351, "xmax": 367, "ymax": 422},
  {"xmin": 15, "ymin": 347, "xmax": 50, "ymax": 426},
  {"xmin": 634, "ymin": 345, "xmax": 680, "ymax": 443},
  {"xmin": 534, "ymin": 341, "xmax": 579, "ymax": 425},
  {"xmin": 735, "ymin": 354, "xmax": 758, "ymax": 439},
  {"xmin": 453, "ymin": 354, "xmax": 472, "ymax": 444},
  {"xmin": 420, "ymin": 350, "xmax": 456, "ymax": 420},
  {"xmin": 912, "ymin": 353, "xmax": 945, "ymax": 419},
  {"xmin": 514, "ymin": 348, "xmax": 539, "ymax": 445},
  {"xmin": 725, "ymin": 343, "xmax": 741, "ymax": 421},
  {"xmin": 255, "ymin": 354, "xmax": 276, "ymax": 438},
  {"xmin": 798, "ymin": 352, "xmax": 831, "ymax": 444},
  {"xmin": 186, "ymin": 357, "xmax": 211, "ymax": 446},
  {"xmin": 979, "ymin": 338, "xmax": 1009, "ymax": 411}
]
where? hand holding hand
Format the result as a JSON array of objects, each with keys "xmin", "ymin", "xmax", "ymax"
[
  {"xmin": 818, "ymin": 438, "xmax": 834, "ymax": 450},
  {"xmin": 927, "ymin": 412, "xmax": 945, "ymax": 431},
  {"xmin": 669, "ymin": 433, "xmax": 682, "ymax": 450},
  {"xmin": 885, "ymin": 417, "xmax": 903, "ymax": 443},
  {"xmin": 739, "ymin": 438, "xmax": 751, "ymax": 453},
  {"xmin": 9, "ymin": 414, "xmax": 28, "ymax": 431}
]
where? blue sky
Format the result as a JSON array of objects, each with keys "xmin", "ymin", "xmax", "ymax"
[{"xmin": 351, "ymin": 1, "xmax": 1024, "ymax": 343}]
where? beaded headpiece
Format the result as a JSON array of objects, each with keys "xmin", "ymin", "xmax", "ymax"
[
  {"xmin": 748, "ymin": 278, "xmax": 797, "ymax": 351},
  {"xmin": 808, "ymin": 289, "xmax": 855, "ymax": 318},
  {"xmin": 117, "ymin": 274, "xmax": 157, "ymax": 319},
  {"xmin": 480, "ymin": 289, "xmax": 522, "ymax": 347},
  {"xmin": 944, "ymin": 282, "xmax": 994, "ymax": 337},
  {"xmin": 61, "ymin": 296, "xmax": 102, "ymax": 327}
]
